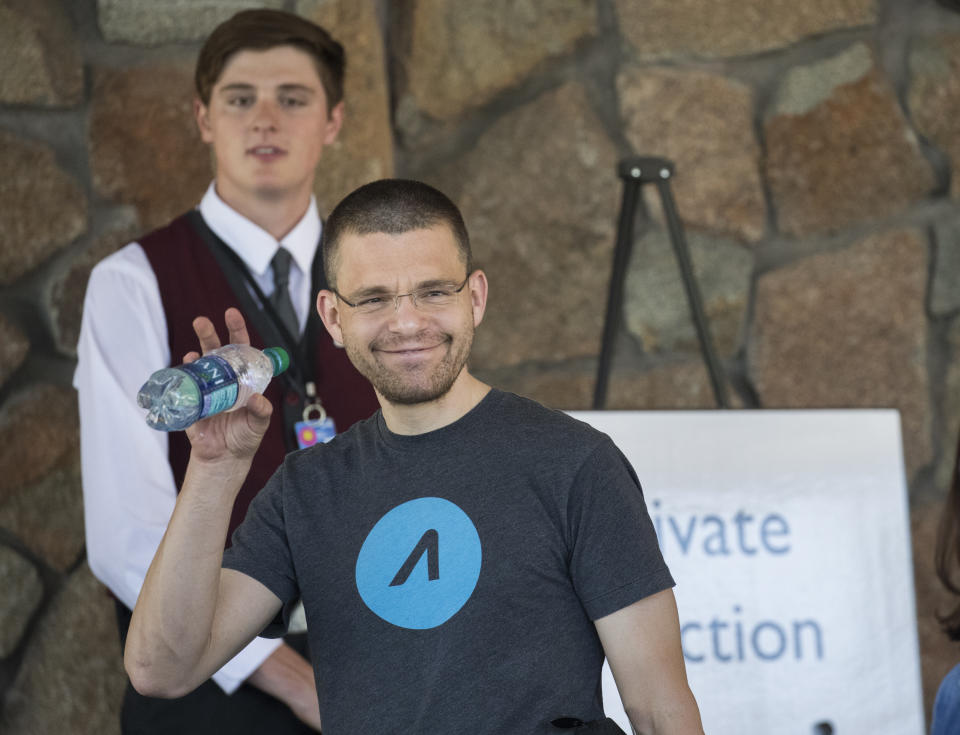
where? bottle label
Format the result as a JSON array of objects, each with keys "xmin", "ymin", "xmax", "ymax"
[{"xmin": 180, "ymin": 355, "xmax": 239, "ymax": 419}]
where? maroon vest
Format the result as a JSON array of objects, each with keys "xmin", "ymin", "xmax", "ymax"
[{"xmin": 140, "ymin": 213, "xmax": 379, "ymax": 545}]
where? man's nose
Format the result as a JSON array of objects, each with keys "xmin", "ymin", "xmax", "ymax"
[
  {"xmin": 386, "ymin": 293, "xmax": 425, "ymax": 331},
  {"xmin": 252, "ymin": 100, "xmax": 279, "ymax": 132}
]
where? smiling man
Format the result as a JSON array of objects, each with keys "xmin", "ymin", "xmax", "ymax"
[
  {"xmin": 75, "ymin": 10, "xmax": 378, "ymax": 734},
  {"xmin": 124, "ymin": 179, "xmax": 705, "ymax": 734}
]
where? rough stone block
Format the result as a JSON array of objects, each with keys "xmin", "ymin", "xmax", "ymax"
[
  {"xmin": 398, "ymin": 0, "xmax": 596, "ymax": 122},
  {"xmin": 48, "ymin": 216, "xmax": 140, "ymax": 358},
  {"xmin": 909, "ymin": 34, "xmax": 960, "ymax": 198},
  {"xmin": 624, "ymin": 230, "xmax": 753, "ymax": 357},
  {"xmin": 0, "ymin": 449, "xmax": 85, "ymax": 572},
  {"xmin": 616, "ymin": 0, "xmax": 876, "ymax": 60},
  {"xmin": 605, "ymin": 361, "xmax": 741, "ymax": 410},
  {"xmin": 0, "ymin": 313, "xmax": 29, "ymax": 390},
  {"xmin": 0, "ymin": 131, "xmax": 87, "ymax": 286},
  {"xmin": 0, "ymin": 563, "xmax": 126, "ymax": 735},
  {"xmin": 89, "ymin": 63, "xmax": 210, "ymax": 233},
  {"xmin": 298, "ymin": 0, "xmax": 395, "ymax": 212},
  {"xmin": 97, "ymin": 0, "xmax": 284, "ymax": 45},
  {"xmin": 427, "ymin": 83, "xmax": 619, "ymax": 369},
  {"xmin": 748, "ymin": 229, "xmax": 931, "ymax": 479},
  {"xmin": 931, "ymin": 217, "xmax": 960, "ymax": 316},
  {"xmin": 618, "ymin": 67, "xmax": 766, "ymax": 243},
  {"xmin": 477, "ymin": 360, "xmax": 738, "ymax": 411},
  {"xmin": 0, "ymin": 0, "xmax": 83, "ymax": 106},
  {"xmin": 0, "ymin": 545, "xmax": 42, "ymax": 658},
  {"xmin": 936, "ymin": 317, "xmax": 960, "ymax": 493},
  {"xmin": 0, "ymin": 385, "xmax": 79, "ymax": 503},
  {"xmin": 765, "ymin": 43, "xmax": 934, "ymax": 236}
]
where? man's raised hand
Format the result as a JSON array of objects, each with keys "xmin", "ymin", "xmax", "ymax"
[{"xmin": 183, "ymin": 308, "xmax": 273, "ymax": 464}]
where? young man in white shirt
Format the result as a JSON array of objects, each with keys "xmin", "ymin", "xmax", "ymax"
[{"xmin": 75, "ymin": 10, "xmax": 377, "ymax": 733}]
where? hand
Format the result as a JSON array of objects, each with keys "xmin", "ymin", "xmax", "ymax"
[
  {"xmin": 183, "ymin": 308, "xmax": 273, "ymax": 464},
  {"xmin": 247, "ymin": 643, "xmax": 322, "ymax": 731}
]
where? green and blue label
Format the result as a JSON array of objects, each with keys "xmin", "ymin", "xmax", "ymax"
[{"xmin": 180, "ymin": 355, "xmax": 238, "ymax": 419}]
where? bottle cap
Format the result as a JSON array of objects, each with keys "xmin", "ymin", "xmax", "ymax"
[{"xmin": 264, "ymin": 347, "xmax": 290, "ymax": 376}]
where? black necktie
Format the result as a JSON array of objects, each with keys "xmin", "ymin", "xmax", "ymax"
[{"xmin": 269, "ymin": 247, "xmax": 299, "ymax": 339}]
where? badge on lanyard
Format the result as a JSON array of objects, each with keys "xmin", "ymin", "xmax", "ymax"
[{"xmin": 294, "ymin": 382, "xmax": 336, "ymax": 449}]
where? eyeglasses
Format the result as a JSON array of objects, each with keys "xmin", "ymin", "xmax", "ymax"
[{"xmin": 334, "ymin": 275, "xmax": 469, "ymax": 316}]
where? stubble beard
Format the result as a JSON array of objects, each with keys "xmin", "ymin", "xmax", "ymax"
[{"xmin": 344, "ymin": 326, "xmax": 474, "ymax": 406}]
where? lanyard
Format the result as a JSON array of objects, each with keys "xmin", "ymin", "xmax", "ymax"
[{"xmin": 185, "ymin": 210, "xmax": 327, "ymax": 448}]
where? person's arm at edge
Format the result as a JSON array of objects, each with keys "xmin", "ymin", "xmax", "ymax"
[
  {"xmin": 124, "ymin": 310, "xmax": 283, "ymax": 698},
  {"xmin": 595, "ymin": 588, "xmax": 704, "ymax": 735}
]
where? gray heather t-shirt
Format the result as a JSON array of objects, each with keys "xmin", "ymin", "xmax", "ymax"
[{"xmin": 223, "ymin": 389, "xmax": 673, "ymax": 734}]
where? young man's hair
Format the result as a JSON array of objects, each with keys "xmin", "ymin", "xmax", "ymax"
[
  {"xmin": 322, "ymin": 179, "xmax": 473, "ymax": 289},
  {"xmin": 195, "ymin": 9, "xmax": 345, "ymax": 110}
]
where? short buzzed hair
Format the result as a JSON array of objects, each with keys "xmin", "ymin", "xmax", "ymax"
[
  {"xmin": 322, "ymin": 179, "xmax": 473, "ymax": 289},
  {"xmin": 195, "ymin": 9, "xmax": 345, "ymax": 109}
]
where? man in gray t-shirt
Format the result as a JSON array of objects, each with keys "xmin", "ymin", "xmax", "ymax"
[{"xmin": 124, "ymin": 179, "xmax": 704, "ymax": 735}]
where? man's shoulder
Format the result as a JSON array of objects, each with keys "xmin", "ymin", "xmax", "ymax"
[
  {"xmin": 88, "ymin": 239, "xmax": 156, "ymax": 290},
  {"xmin": 490, "ymin": 390, "xmax": 604, "ymax": 436},
  {"xmin": 91, "ymin": 210, "xmax": 198, "ymax": 278},
  {"xmin": 483, "ymin": 390, "xmax": 610, "ymax": 457},
  {"xmin": 283, "ymin": 413, "xmax": 380, "ymax": 473},
  {"xmin": 137, "ymin": 211, "xmax": 201, "ymax": 254}
]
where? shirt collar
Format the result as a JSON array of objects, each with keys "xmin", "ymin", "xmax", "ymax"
[{"xmin": 197, "ymin": 183, "xmax": 321, "ymax": 278}]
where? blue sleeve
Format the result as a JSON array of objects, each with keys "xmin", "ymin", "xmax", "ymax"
[
  {"xmin": 567, "ymin": 438, "xmax": 674, "ymax": 621},
  {"xmin": 932, "ymin": 663, "xmax": 960, "ymax": 735}
]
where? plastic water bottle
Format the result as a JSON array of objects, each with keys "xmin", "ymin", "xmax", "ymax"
[{"xmin": 137, "ymin": 344, "xmax": 289, "ymax": 431}]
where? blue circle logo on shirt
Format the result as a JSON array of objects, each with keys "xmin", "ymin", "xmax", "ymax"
[{"xmin": 355, "ymin": 497, "xmax": 482, "ymax": 630}]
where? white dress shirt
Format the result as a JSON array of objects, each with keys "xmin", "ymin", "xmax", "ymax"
[{"xmin": 74, "ymin": 183, "xmax": 320, "ymax": 694}]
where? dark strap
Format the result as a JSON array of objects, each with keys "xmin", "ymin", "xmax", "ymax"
[
  {"xmin": 184, "ymin": 210, "xmax": 327, "ymax": 449},
  {"xmin": 184, "ymin": 211, "xmax": 322, "ymax": 378}
]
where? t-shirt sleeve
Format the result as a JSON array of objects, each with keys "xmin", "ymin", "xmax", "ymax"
[
  {"xmin": 567, "ymin": 437, "xmax": 674, "ymax": 621},
  {"xmin": 222, "ymin": 463, "xmax": 300, "ymax": 637}
]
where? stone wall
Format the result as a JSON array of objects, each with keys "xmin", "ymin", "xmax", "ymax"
[{"xmin": 1, "ymin": 0, "xmax": 958, "ymax": 730}]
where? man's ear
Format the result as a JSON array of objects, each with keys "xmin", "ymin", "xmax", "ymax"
[
  {"xmin": 323, "ymin": 101, "xmax": 345, "ymax": 145},
  {"xmin": 317, "ymin": 289, "xmax": 344, "ymax": 346},
  {"xmin": 194, "ymin": 98, "xmax": 214, "ymax": 144},
  {"xmin": 468, "ymin": 270, "xmax": 488, "ymax": 328}
]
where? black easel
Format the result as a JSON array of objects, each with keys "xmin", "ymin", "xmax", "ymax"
[{"xmin": 592, "ymin": 156, "xmax": 730, "ymax": 410}]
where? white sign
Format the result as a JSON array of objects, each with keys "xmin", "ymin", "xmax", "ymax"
[{"xmin": 569, "ymin": 410, "xmax": 924, "ymax": 735}]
